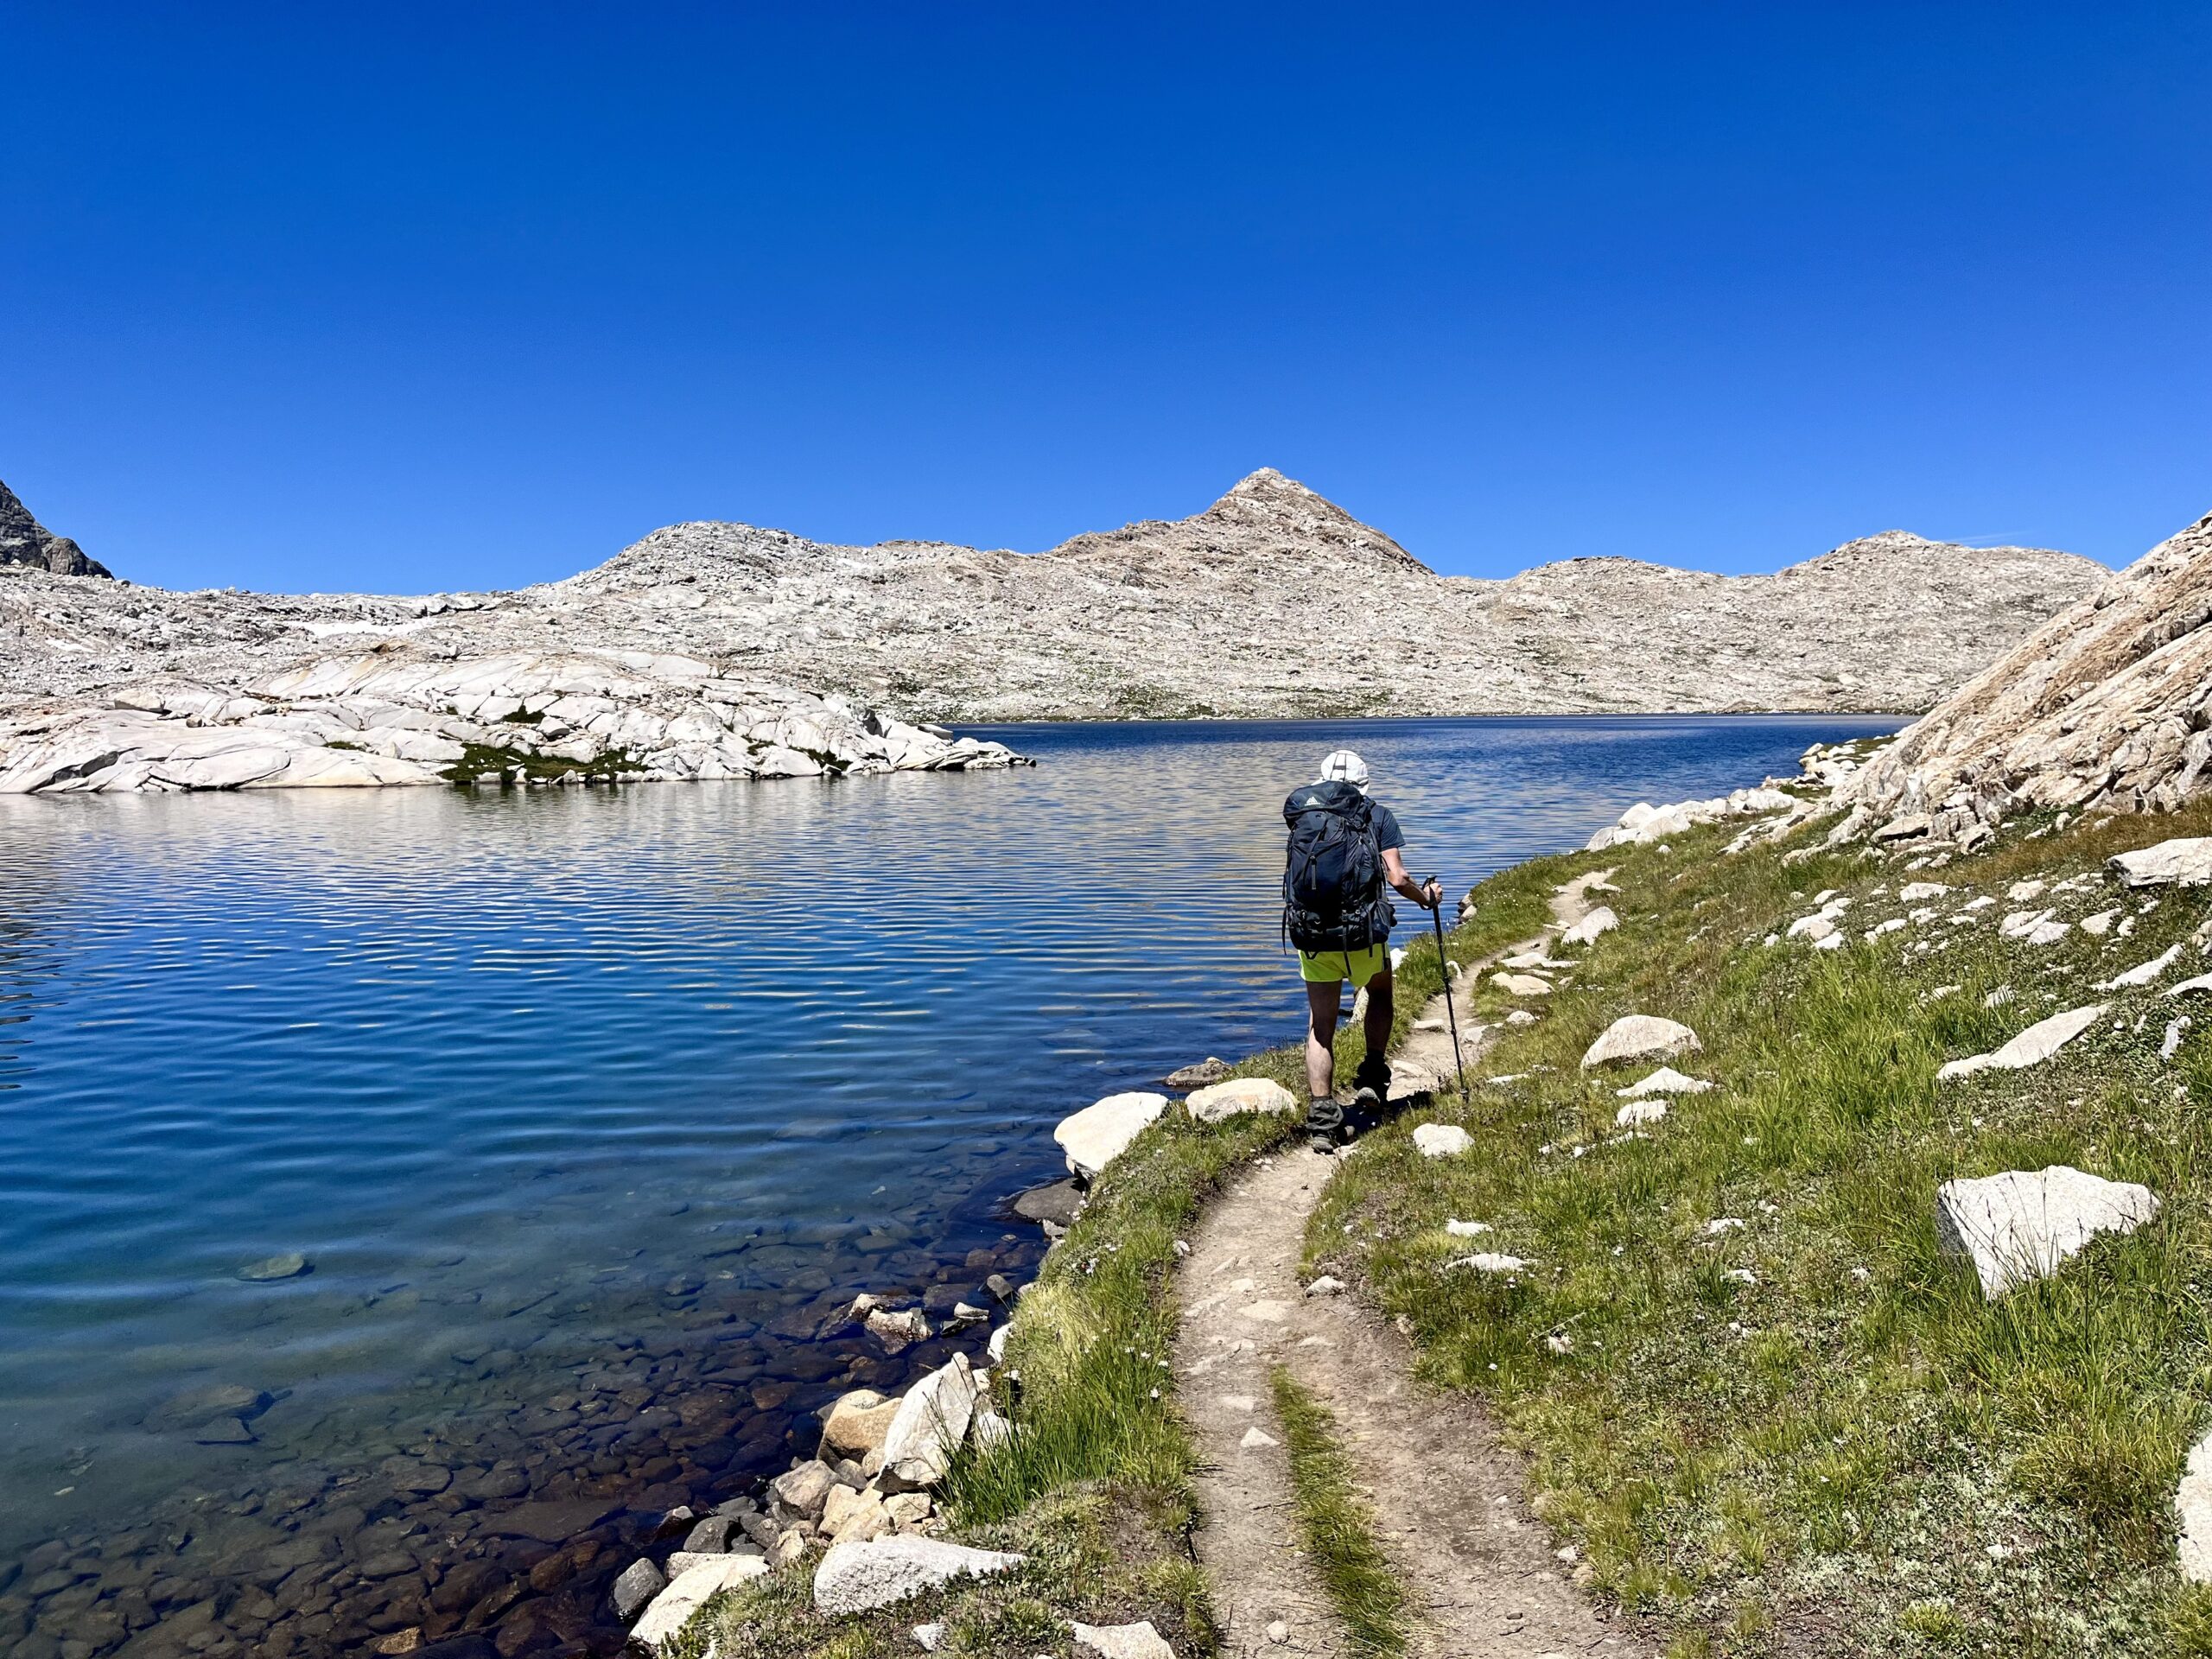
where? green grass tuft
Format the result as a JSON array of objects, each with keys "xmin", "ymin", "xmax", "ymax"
[{"xmin": 1270, "ymin": 1365, "xmax": 1409, "ymax": 1656}]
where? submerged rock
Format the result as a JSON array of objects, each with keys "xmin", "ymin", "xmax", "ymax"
[
  {"xmin": 1164, "ymin": 1056, "xmax": 1232, "ymax": 1089},
  {"xmin": 1012, "ymin": 1178, "xmax": 1084, "ymax": 1226},
  {"xmin": 150, "ymin": 1383, "xmax": 274, "ymax": 1431},
  {"xmin": 238, "ymin": 1251, "xmax": 311, "ymax": 1281},
  {"xmin": 1935, "ymin": 1166, "xmax": 2159, "ymax": 1297}
]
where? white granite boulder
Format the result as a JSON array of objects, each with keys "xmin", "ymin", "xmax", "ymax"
[
  {"xmin": 1580, "ymin": 1015, "xmax": 1700, "ymax": 1069},
  {"xmin": 880, "ymin": 1352, "xmax": 980, "ymax": 1488},
  {"xmin": 1411, "ymin": 1123, "xmax": 1472, "ymax": 1158},
  {"xmin": 1491, "ymin": 972, "xmax": 1553, "ymax": 996},
  {"xmin": 2095, "ymin": 943, "xmax": 2183, "ymax": 990},
  {"xmin": 1183, "ymin": 1077, "xmax": 1300, "ymax": 1124},
  {"xmin": 2177, "ymin": 1430, "xmax": 2212, "ymax": 1582},
  {"xmin": 1053, "ymin": 1091, "xmax": 1170, "ymax": 1179},
  {"xmin": 1935, "ymin": 1166, "xmax": 2159, "ymax": 1297},
  {"xmin": 1451, "ymin": 1251, "xmax": 1532, "ymax": 1274},
  {"xmin": 2110, "ymin": 837, "xmax": 2212, "ymax": 887},
  {"xmin": 1585, "ymin": 787, "xmax": 1797, "ymax": 850},
  {"xmin": 1560, "ymin": 906, "xmax": 1618, "ymax": 947},
  {"xmin": 1614, "ymin": 1100, "xmax": 1669, "ymax": 1128},
  {"xmin": 812, "ymin": 1535, "xmax": 1026, "ymax": 1614},
  {"xmin": 1937, "ymin": 1003, "xmax": 2106, "ymax": 1081},
  {"xmin": 1614, "ymin": 1067, "xmax": 1713, "ymax": 1098},
  {"xmin": 629, "ymin": 1554, "xmax": 769, "ymax": 1648},
  {"xmin": 1071, "ymin": 1620, "xmax": 1177, "ymax": 1659}
]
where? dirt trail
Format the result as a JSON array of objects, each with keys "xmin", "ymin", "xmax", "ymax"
[{"xmin": 1175, "ymin": 875, "xmax": 1646, "ymax": 1658}]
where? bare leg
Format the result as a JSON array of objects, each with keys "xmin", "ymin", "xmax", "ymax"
[
  {"xmin": 1362, "ymin": 962, "xmax": 1394, "ymax": 1062},
  {"xmin": 1304, "ymin": 979, "xmax": 1342, "ymax": 1100}
]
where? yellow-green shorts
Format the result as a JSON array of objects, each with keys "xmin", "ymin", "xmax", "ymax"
[{"xmin": 1297, "ymin": 943, "xmax": 1388, "ymax": 986}]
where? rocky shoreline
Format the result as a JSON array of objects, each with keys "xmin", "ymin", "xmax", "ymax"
[
  {"xmin": 0, "ymin": 649, "xmax": 1027, "ymax": 795},
  {"xmin": 589, "ymin": 1075, "xmax": 1302, "ymax": 1655},
  {"xmin": 0, "ymin": 1211, "xmax": 1048, "ymax": 1659}
]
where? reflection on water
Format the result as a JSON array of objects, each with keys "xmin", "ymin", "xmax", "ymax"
[{"xmin": 0, "ymin": 715, "xmax": 1895, "ymax": 1656}]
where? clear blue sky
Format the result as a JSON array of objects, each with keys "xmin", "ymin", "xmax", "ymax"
[{"xmin": 3, "ymin": 3, "xmax": 2206, "ymax": 593}]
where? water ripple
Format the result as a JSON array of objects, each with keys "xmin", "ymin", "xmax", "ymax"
[{"xmin": 0, "ymin": 713, "xmax": 1892, "ymax": 1548}]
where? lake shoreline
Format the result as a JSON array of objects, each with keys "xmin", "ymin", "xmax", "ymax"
[{"xmin": 0, "ymin": 716, "xmax": 1903, "ymax": 1659}]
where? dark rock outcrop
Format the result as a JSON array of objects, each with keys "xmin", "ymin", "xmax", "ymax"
[{"xmin": 0, "ymin": 480, "xmax": 109, "ymax": 577}]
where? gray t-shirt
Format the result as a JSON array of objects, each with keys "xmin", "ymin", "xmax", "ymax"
[{"xmin": 1368, "ymin": 800, "xmax": 1405, "ymax": 855}]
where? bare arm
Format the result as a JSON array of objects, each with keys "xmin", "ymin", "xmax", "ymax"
[{"xmin": 1381, "ymin": 848, "xmax": 1441, "ymax": 910}]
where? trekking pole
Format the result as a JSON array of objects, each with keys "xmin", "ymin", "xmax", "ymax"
[{"xmin": 1427, "ymin": 876, "xmax": 1468, "ymax": 1096}]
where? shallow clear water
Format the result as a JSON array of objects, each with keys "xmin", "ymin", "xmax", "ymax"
[{"xmin": 0, "ymin": 714, "xmax": 1895, "ymax": 1654}]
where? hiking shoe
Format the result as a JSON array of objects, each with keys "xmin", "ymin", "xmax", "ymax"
[
  {"xmin": 1350, "ymin": 1056, "xmax": 1392, "ymax": 1112},
  {"xmin": 1305, "ymin": 1096, "xmax": 1346, "ymax": 1154}
]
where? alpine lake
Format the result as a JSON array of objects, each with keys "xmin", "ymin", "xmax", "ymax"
[{"xmin": 0, "ymin": 715, "xmax": 1901, "ymax": 1657}]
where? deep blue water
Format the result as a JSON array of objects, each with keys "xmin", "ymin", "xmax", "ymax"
[{"xmin": 0, "ymin": 715, "xmax": 1896, "ymax": 1653}]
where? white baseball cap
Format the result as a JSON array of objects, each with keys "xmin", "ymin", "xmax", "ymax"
[{"xmin": 1316, "ymin": 749, "xmax": 1370, "ymax": 791}]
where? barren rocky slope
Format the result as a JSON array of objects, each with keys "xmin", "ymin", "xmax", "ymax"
[
  {"xmin": 0, "ymin": 470, "xmax": 2100, "ymax": 726},
  {"xmin": 1830, "ymin": 506, "xmax": 2212, "ymax": 844},
  {"xmin": 0, "ymin": 478, "xmax": 107, "ymax": 578}
]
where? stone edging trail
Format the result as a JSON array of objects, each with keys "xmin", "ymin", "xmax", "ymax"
[{"xmin": 1174, "ymin": 877, "xmax": 1650, "ymax": 1657}]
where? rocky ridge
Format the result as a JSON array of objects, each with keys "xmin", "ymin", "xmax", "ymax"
[
  {"xmin": 0, "ymin": 478, "xmax": 107, "ymax": 578},
  {"xmin": 0, "ymin": 470, "xmax": 2103, "ymax": 731},
  {"xmin": 1826, "ymin": 506, "xmax": 2212, "ymax": 844}
]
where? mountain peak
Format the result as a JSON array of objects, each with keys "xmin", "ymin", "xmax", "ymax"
[
  {"xmin": 1179, "ymin": 468, "xmax": 1427, "ymax": 573},
  {"xmin": 0, "ymin": 479, "xmax": 111, "ymax": 578}
]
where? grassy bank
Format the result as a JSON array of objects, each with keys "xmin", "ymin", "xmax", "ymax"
[
  {"xmin": 675, "ymin": 891, "xmax": 1554, "ymax": 1655},
  {"xmin": 1311, "ymin": 803, "xmax": 2212, "ymax": 1656}
]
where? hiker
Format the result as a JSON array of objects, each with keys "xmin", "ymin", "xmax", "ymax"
[{"xmin": 1281, "ymin": 749, "xmax": 1441, "ymax": 1151}]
